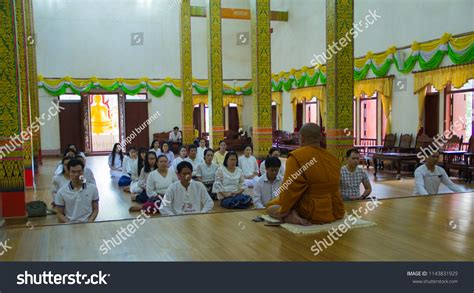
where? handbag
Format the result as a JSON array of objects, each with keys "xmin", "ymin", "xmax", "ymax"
[{"xmin": 26, "ymin": 201, "xmax": 47, "ymax": 217}]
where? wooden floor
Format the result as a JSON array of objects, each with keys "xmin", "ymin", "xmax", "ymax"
[
  {"xmin": 4, "ymin": 156, "xmax": 474, "ymax": 229},
  {"xmin": 1, "ymin": 193, "xmax": 473, "ymax": 261}
]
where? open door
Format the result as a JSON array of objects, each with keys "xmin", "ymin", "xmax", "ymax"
[{"xmin": 424, "ymin": 92, "xmax": 439, "ymax": 137}]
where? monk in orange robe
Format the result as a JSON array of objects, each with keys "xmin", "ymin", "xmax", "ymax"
[{"xmin": 266, "ymin": 123, "xmax": 345, "ymax": 225}]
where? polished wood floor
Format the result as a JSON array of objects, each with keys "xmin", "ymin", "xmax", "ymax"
[
  {"xmin": 1, "ymin": 193, "xmax": 473, "ymax": 261},
  {"xmin": 4, "ymin": 156, "xmax": 473, "ymax": 229}
]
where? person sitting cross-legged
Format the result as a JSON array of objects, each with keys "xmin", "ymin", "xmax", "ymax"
[
  {"xmin": 159, "ymin": 161, "xmax": 214, "ymax": 216},
  {"xmin": 55, "ymin": 158, "xmax": 99, "ymax": 223},
  {"xmin": 212, "ymin": 151, "xmax": 252, "ymax": 209},
  {"xmin": 252, "ymin": 157, "xmax": 282, "ymax": 209},
  {"xmin": 340, "ymin": 148, "xmax": 372, "ymax": 200}
]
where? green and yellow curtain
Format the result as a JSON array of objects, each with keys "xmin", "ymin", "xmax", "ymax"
[
  {"xmin": 354, "ymin": 76, "xmax": 394, "ymax": 133},
  {"xmin": 414, "ymin": 63, "xmax": 474, "ymax": 130}
]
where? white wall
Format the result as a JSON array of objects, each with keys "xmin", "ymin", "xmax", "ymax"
[{"xmin": 38, "ymin": 89, "xmax": 61, "ymax": 154}]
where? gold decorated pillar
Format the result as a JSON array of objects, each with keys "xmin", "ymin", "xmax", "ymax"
[
  {"xmin": 207, "ymin": 0, "xmax": 224, "ymax": 149},
  {"xmin": 325, "ymin": 0, "xmax": 354, "ymax": 163},
  {"xmin": 250, "ymin": 0, "xmax": 272, "ymax": 159},
  {"xmin": 0, "ymin": 0, "xmax": 26, "ymax": 219},
  {"xmin": 15, "ymin": 0, "xmax": 34, "ymax": 187},
  {"xmin": 26, "ymin": 0, "xmax": 41, "ymax": 167},
  {"xmin": 180, "ymin": 0, "xmax": 194, "ymax": 145}
]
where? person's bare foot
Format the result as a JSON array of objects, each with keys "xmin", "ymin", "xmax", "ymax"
[{"xmin": 283, "ymin": 210, "xmax": 312, "ymax": 226}]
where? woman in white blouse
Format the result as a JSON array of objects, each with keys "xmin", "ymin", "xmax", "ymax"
[
  {"xmin": 212, "ymin": 151, "xmax": 252, "ymax": 209},
  {"xmin": 133, "ymin": 151, "xmax": 158, "ymax": 203},
  {"xmin": 146, "ymin": 155, "xmax": 179, "ymax": 199},
  {"xmin": 238, "ymin": 145, "xmax": 259, "ymax": 187},
  {"xmin": 196, "ymin": 149, "xmax": 219, "ymax": 200},
  {"xmin": 160, "ymin": 142, "xmax": 175, "ymax": 168},
  {"xmin": 51, "ymin": 156, "xmax": 72, "ymax": 206},
  {"xmin": 108, "ymin": 143, "xmax": 123, "ymax": 178}
]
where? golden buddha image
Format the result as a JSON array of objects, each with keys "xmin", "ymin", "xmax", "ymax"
[{"xmin": 91, "ymin": 95, "xmax": 113, "ymax": 134}]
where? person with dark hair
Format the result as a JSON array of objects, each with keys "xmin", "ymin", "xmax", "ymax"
[
  {"xmin": 238, "ymin": 145, "xmax": 259, "ymax": 187},
  {"xmin": 66, "ymin": 144, "xmax": 85, "ymax": 158},
  {"xmin": 160, "ymin": 142, "xmax": 174, "ymax": 167},
  {"xmin": 212, "ymin": 151, "xmax": 252, "ymax": 209},
  {"xmin": 171, "ymin": 146, "xmax": 188, "ymax": 171},
  {"xmin": 213, "ymin": 140, "xmax": 227, "ymax": 166},
  {"xmin": 108, "ymin": 143, "xmax": 123, "ymax": 178},
  {"xmin": 55, "ymin": 158, "xmax": 99, "ymax": 223},
  {"xmin": 150, "ymin": 140, "xmax": 161, "ymax": 157},
  {"xmin": 128, "ymin": 148, "xmax": 148, "ymax": 193},
  {"xmin": 159, "ymin": 161, "xmax": 213, "ymax": 215},
  {"xmin": 197, "ymin": 138, "xmax": 207, "ymax": 159},
  {"xmin": 75, "ymin": 155, "xmax": 96, "ymax": 185},
  {"xmin": 146, "ymin": 154, "xmax": 178, "ymax": 200},
  {"xmin": 184, "ymin": 144, "xmax": 204, "ymax": 178},
  {"xmin": 51, "ymin": 156, "xmax": 72, "ymax": 206},
  {"xmin": 169, "ymin": 126, "xmax": 182, "ymax": 143},
  {"xmin": 260, "ymin": 147, "xmax": 286, "ymax": 178},
  {"xmin": 253, "ymin": 157, "xmax": 283, "ymax": 209},
  {"xmin": 196, "ymin": 148, "xmax": 219, "ymax": 200},
  {"xmin": 54, "ymin": 147, "xmax": 78, "ymax": 175},
  {"xmin": 118, "ymin": 147, "xmax": 138, "ymax": 187},
  {"xmin": 340, "ymin": 148, "xmax": 372, "ymax": 200},
  {"xmin": 133, "ymin": 151, "xmax": 158, "ymax": 203}
]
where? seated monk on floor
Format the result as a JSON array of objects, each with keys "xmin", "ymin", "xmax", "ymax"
[{"xmin": 266, "ymin": 123, "xmax": 345, "ymax": 225}]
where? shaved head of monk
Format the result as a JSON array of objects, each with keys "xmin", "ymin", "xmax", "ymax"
[{"xmin": 299, "ymin": 123, "xmax": 321, "ymax": 146}]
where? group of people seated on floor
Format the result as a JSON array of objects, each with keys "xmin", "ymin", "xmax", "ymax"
[{"xmin": 51, "ymin": 123, "xmax": 465, "ymax": 225}]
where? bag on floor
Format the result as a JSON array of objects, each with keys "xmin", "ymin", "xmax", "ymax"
[{"xmin": 26, "ymin": 201, "xmax": 47, "ymax": 217}]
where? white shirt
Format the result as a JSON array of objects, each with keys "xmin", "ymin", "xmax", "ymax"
[
  {"xmin": 184, "ymin": 157, "xmax": 204, "ymax": 176},
  {"xmin": 146, "ymin": 169, "xmax": 178, "ymax": 197},
  {"xmin": 159, "ymin": 180, "xmax": 214, "ymax": 216},
  {"xmin": 122, "ymin": 156, "xmax": 138, "ymax": 177},
  {"xmin": 51, "ymin": 174, "xmax": 70, "ymax": 201},
  {"xmin": 238, "ymin": 155, "xmax": 259, "ymax": 177},
  {"xmin": 169, "ymin": 131, "xmax": 182, "ymax": 142},
  {"xmin": 108, "ymin": 153, "xmax": 122, "ymax": 170},
  {"xmin": 171, "ymin": 157, "xmax": 186, "ymax": 171},
  {"xmin": 55, "ymin": 182, "xmax": 99, "ymax": 223},
  {"xmin": 197, "ymin": 147, "xmax": 206, "ymax": 159},
  {"xmin": 212, "ymin": 166, "xmax": 246, "ymax": 199},
  {"xmin": 83, "ymin": 167, "xmax": 96, "ymax": 185},
  {"xmin": 150, "ymin": 148, "xmax": 161, "ymax": 157},
  {"xmin": 414, "ymin": 164, "xmax": 464, "ymax": 195},
  {"xmin": 161, "ymin": 151, "xmax": 175, "ymax": 168},
  {"xmin": 196, "ymin": 162, "xmax": 219, "ymax": 183},
  {"xmin": 252, "ymin": 174, "xmax": 282, "ymax": 209},
  {"xmin": 260, "ymin": 159, "xmax": 286, "ymax": 178}
]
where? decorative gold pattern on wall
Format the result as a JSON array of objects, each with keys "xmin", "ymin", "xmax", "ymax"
[
  {"xmin": 251, "ymin": 0, "xmax": 272, "ymax": 159},
  {"xmin": 181, "ymin": 0, "xmax": 194, "ymax": 145},
  {"xmin": 0, "ymin": 0, "xmax": 25, "ymax": 192},
  {"xmin": 325, "ymin": 0, "xmax": 354, "ymax": 164},
  {"xmin": 207, "ymin": 0, "xmax": 224, "ymax": 149}
]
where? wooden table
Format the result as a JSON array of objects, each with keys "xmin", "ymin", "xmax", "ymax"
[
  {"xmin": 1, "ymin": 193, "xmax": 473, "ymax": 261},
  {"xmin": 373, "ymin": 152, "xmax": 420, "ymax": 179}
]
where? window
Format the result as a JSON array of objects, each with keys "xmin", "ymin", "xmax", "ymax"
[
  {"xmin": 445, "ymin": 79, "xmax": 474, "ymax": 142},
  {"xmin": 125, "ymin": 93, "xmax": 147, "ymax": 100},
  {"xmin": 59, "ymin": 94, "xmax": 81, "ymax": 101},
  {"xmin": 353, "ymin": 92, "xmax": 385, "ymax": 145},
  {"xmin": 305, "ymin": 97, "xmax": 320, "ymax": 125}
]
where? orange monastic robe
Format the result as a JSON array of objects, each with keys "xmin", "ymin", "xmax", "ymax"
[{"xmin": 267, "ymin": 145, "xmax": 345, "ymax": 224}]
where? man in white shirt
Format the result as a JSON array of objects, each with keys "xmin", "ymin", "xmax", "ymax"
[
  {"xmin": 55, "ymin": 158, "xmax": 99, "ymax": 223},
  {"xmin": 184, "ymin": 145, "xmax": 204, "ymax": 178},
  {"xmin": 414, "ymin": 151, "xmax": 464, "ymax": 195},
  {"xmin": 253, "ymin": 157, "xmax": 282, "ymax": 209},
  {"xmin": 197, "ymin": 138, "xmax": 207, "ymax": 159},
  {"xmin": 160, "ymin": 161, "xmax": 214, "ymax": 216},
  {"xmin": 169, "ymin": 126, "xmax": 182, "ymax": 143}
]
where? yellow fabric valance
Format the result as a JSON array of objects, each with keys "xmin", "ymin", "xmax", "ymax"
[
  {"xmin": 354, "ymin": 77, "xmax": 394, "ymax": 134},
  {"xmin": 193, "ymin": 95, "xmax": 208, "ymax": 106},
  {"xmin": 272, "ymin": 92, "xmax": 283, "ymax": 130},
  {"xmin": 413, "ymin": 63, "xmax": 474, "ymax": 93},
  {"xmin": 290, "ymin": 86, "xmax": 326, "ymax": 129}
]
